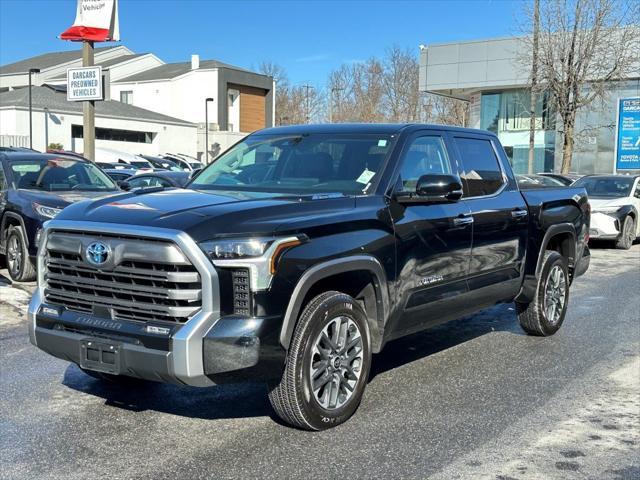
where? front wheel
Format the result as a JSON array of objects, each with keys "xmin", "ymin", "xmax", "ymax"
[
  {"xmin": 615, "ymin": 215, "xmax": 635, "ymax": 250},
  {"xmin": 516, "ymin": 251, "xmax": 569, "ymax": 336},
  {"xmin": 6, "ymin": 226, "xmax": 36, "ymax": 282},
  {"xmin": 268, "ymin": 291, "xmax": 371, "ymax": 430}
]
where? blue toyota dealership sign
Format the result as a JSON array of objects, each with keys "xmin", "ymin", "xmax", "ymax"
[{"xmin": 616, "ymin": 97, "xmax": 640, "ymax": 171}]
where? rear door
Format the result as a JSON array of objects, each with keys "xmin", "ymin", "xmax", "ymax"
[
  {"xmin": 449, "ymin": 133, "xmax": 528, "ymax": 305},
  {"xmin": 389, "ymin": 130, "xmax": 473, "ymax": 337}
]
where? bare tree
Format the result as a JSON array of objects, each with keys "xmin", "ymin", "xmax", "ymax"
[
  {"xmin": 422, "ymin": 93, "xmax": 469, "ymax": 126},
  {"xmin": 256, "ymin": 62, "xmax": 324, "ymax": 125},
  {"xmin": 520, "ymin": 0, "xmax": 639, "ymax": 173},
  {"xmin": 327, "ymin": 48, "xmax": 421, "ymax": 123},
  {"xmin": 382, "ymin": 46, "xmax": 421, "ymax": 122}
]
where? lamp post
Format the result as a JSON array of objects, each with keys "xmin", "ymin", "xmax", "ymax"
[
  {"xmin": 204, "ymin": 97, "xmax": 214, "ymax": 163},
  {"xmin": 28, "ymin": 68, "xmax": 40, "ymax": 150}
]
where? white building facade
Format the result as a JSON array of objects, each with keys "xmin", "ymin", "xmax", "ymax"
[{"xmin": 1, "ymin": 47, "xmax": 274, "ymax": 160}]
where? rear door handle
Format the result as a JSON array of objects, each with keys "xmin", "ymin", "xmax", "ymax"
[
  {"xmin": 511, "ymin": 209, "xmax": 528, "ymax": 218},
  {"xmin": 453, "ymin": 213, "xmax": 474, "ymax": 226}
]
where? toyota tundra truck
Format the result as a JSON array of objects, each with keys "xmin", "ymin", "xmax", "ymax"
[{"xmin": 28, "ymin": 124, "xmax": 590, "ymax": 430}]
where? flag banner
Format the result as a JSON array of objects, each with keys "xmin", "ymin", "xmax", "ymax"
[{"xmin": 60, "ymin": 0, "xmax": 120, "ymax": 42}]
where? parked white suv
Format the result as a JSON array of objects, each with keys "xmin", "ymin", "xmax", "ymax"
[
  {"xmin": 94, "ymin": 147, "xmax": 154, "ymax": 173},
  {"xmin": 573, "ymin": 174, "xmax": 640, "ymax": 249}
]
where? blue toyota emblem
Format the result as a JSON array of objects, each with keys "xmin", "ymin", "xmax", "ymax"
[{"xmin": 86, "ymin": 241, "xmax": 110, "ymax": 266}]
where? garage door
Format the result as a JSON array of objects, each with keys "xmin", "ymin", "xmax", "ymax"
[{"xmin": 232, "ymin": 84, "xmax": 266, "ymax": 133}]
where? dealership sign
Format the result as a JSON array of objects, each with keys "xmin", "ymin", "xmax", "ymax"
[
  {"xmin": 60, "ymin": 0, "xmax": 120, "ymax": 42},
  {"xmin": 616, "ymin": 97, "xmax": 640, "ymax": 171},
  {"xmin": 67, "ymin": 66, "xmax": 103, "ymax": 101}
]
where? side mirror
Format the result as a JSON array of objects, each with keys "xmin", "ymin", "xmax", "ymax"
[
  {"xmin": 396, "ymin": 174, "xmax": 463, "ymax": 204},
  {"xmin": 118, "ymin": 180, "xmax": 131, "ymax": 191}
]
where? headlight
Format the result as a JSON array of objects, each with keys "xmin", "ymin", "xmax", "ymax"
[
  {"xmin": 199, "ymin": 236, "xmax": 303, "ymax": 290},
  {"xmin": 593, "ymin": 206, "xmax": 622, "ymax": 214},
  {"xmin": 200, "ymin": 237, "xmax": 273, "ymax": 260},
  {"xmin": 33, "ymin": 202, "xmax": 63, "ymax": 219}
]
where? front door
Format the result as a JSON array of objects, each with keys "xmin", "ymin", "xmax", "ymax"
[
  {"xmin": 450, "ymin": 133, "xmax": 528, "ymax": 306},
  {"xmin": 388, "ymin": 132, "xmax": 473, "ymax": 338}
]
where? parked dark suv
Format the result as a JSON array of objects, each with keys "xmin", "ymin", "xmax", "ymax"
[{"xmin": 0, "ymin": 151, "xmax": 119, "ymax": 281}]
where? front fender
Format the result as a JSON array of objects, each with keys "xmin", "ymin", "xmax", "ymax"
[{"xmin": 279, "ymin": 255, "xmax": 389, "ymax": 351}]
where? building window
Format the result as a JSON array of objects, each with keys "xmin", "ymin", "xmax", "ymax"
[
  {"xmin": 72, "ymin": 125, "xmax": 154, "ymax": 143},
  {"xmin": 120, "ymin": 90, "xmax": 133, "ymax": 105},
  {"xmin": 480, "ymin": 90, "xmax": 555, "ymax": 133}
]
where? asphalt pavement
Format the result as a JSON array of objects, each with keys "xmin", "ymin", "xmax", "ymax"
[{"xmin": 1, "ymin": 244, "xmax": 638, "ymax": 480}]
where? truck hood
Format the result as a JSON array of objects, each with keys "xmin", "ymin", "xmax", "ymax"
[
  {"xmin": 55, "ymin": 188, "xmax": 360, "ymax": 240},
  {"xmin": 589, "ymin": 197, "xmax": 632, "ymax": 211}
]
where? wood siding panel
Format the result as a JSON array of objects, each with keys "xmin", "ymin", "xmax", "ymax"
[{"xmin": 232, "ymin": 84, "xmax": 266, "ymax": 133}]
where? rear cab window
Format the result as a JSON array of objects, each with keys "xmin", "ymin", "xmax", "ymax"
[{"xmin": 453, "ymin": 137, "xmax": 505, "ymax": 197}]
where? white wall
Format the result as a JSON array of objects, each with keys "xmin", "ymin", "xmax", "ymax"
[
  {"xmin": 111, "ymin": 69, "xmax": 220, "ymax": 126},
  {"xmin": 0, "ymin": 107, "xmax": 197, "ymax": 157}
]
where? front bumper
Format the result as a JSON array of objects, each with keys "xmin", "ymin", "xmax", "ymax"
[
  {"xmin": 29, "ymin": 290, "xmax": 285, "ymax": 385},
  {"xmin": 589, "ymin": 212, "xmax": 621, "ymax": 239}
]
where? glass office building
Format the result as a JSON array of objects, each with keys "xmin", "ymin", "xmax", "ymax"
[{"xmin": 419, "ymin": 36, "xmax": 640, "ymax": 174}]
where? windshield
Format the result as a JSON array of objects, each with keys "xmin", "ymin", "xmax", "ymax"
[
  {"xmin": 10, "ymin": 158, "xmax": 118, "ymax": 191},
  {"xmin": 573, "ymin": 176, "xmax": 633, "ymax": 198},
  {"xmin": 190, "ymin": 133, "xmax": 394, "ymax": 195}
]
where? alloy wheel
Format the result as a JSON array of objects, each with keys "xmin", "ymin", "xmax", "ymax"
[
  {"xmin": 309, "ymin": 316, "xmax": 364, "ymax": 410},
  {"xmin": 544, "ymin": 264, "xmax": 566, "ymax": 325},
  {"xmin": 7, "ymin": 234, "xmax": 22, "ymax": 277}
]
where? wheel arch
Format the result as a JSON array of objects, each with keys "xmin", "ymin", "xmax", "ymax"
[
  {"xmin": 535, "ymin": 223, "xmax": 576, "ymax": 278},
  {"xmin": 0, "ymin": 212, "xmax": 28, "ymax": 251},
  {"xmin": 279, "ymin": 256, "xmax": 390, "ymax": 353}
]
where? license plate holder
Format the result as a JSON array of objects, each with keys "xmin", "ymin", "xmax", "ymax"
[{"xmin": 79, "ymin": 339, "xmax": 121, "ymax": 374}]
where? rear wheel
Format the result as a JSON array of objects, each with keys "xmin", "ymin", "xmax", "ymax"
[
  {"xmin": 516, "ymin": 251, "xmax": 569, "ymax": 336},
  {"xmin": 6, "ymin": 226, "xmax": 36, "ymax": 282},
  {"xmin": 268, "ymin": 291, "xmax": 371, "ymax": 430},
  {"xmin": 615, "ymin": 215, "xmax": 635, "ymax": 250}
]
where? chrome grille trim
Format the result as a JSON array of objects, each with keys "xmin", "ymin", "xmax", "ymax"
[
  {"xmin": 43, "ymin": 231, "xmax": 201, "ymax": 324},
  {"xmin": 29, "ymin": 220, "xmax": 220, "ymax": 387}
]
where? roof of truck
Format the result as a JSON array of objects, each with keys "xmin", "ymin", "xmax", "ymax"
[{"xmin": 254, "ymin": 123, "xmax": 498, "ymax": 136}]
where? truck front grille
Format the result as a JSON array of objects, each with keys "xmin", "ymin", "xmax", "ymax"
[{"xmin": 43, "ymin": 231, "xmax": 202, "ymax": 324}]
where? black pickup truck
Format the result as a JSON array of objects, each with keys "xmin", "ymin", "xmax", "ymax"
[{"xmin": 28, "ymin": 124, "xmax": 590, "ymax": 430}]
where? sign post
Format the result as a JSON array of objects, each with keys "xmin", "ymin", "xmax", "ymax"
[
  {"xmin": 60, "ymin": 0, "xmax": 119, "ymax": 160},
  {"xmin": 82, "ymin": 42, "xmax": 96, "ymax": 160},
  {"xmin": 615, "ymin": 97, "xmax": 640, "ymax": 173}
]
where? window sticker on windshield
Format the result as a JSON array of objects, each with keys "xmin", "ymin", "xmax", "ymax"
[
  {"xmin": 356, "ymin": 168, "xmax": 376, "ymax": 184},
  {"xmin": 377, "ymin": 139, "xmax": 388, "ymax": 147},
  {"xmin": 11, "ymin": 164, "xmax": 40, "ymax": 173}
]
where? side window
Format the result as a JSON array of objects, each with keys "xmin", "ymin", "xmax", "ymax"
[
  {"xmin": 127, "ymin": 176, "xmax": 151, "ymax": 189},
  {"xmin": 398, "ymin": 136, "xmax": 451, "ymax": 191},
  {"xmin": 454, "ymin": 137, "xmax": 504, "ymax": 197},
  {"xmin": 0, "ymin": 164, "xmax": 6, "ymax": 190}
]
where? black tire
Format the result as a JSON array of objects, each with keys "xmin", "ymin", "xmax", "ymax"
[
  {"xmin": 5, "ymin": 226, "xmax": 36, "ymax": 282},
  {"xmin": 268, "ymin": 291, "xmax": 372, "ymax": 430},
  {"xmin": 615, "ymin": 215, "xmax": 635, "ymax": 250},
  {"xmin": 516, "ymin": 251, "xmax": 569, "ymax": 336},
  {"xmin": 80, "ymin": 367, "xmax": 147, "ymax": 385}
]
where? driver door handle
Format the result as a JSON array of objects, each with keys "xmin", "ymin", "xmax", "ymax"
[
  {"xmin": 453, "ymin": 213, "xmax": 474, "ymax": 226},
  {"xmin": 511, "ymin": 208, "xmax": 528, "ymax": 218}
]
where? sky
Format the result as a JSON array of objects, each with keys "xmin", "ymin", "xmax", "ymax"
[{"xmin": 0, "ymin": 0, "xmax": 524, "ymax": 87}]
